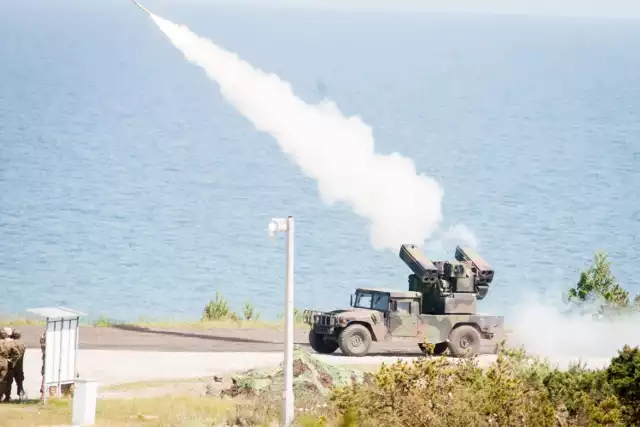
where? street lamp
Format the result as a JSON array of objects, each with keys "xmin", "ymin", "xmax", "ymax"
[{"xmin": 268, "ymin": 216, "xmax": 295, "ymax": 426}]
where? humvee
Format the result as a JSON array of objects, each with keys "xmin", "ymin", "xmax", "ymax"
[{"xmin": 303, "ymin": 244, "xmax": 504, "ymax": 357}]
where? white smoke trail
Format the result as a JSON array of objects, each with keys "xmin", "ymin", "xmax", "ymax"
[
  {"xmin": 508, "ymin": 291, "xmax": 640, "ymax": 367},
  {"xmin": 144, "ymin": 12, "xmax": 640, "ymax": 364},
  {"xmin": 148, "ymin": 13, "xmax": 476, "ymax": 251}
]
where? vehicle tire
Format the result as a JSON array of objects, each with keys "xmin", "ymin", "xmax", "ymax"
[
  {"xmin": 338, "ymin": 324, "xmax": 372, "ymax": 357},
  {"xmin": 447, "ymin": 325, "xmax": 482, "ymax": 357},
  {"xmin": 308, "ymin": 330, "xmax": 339, "ymax": 354},
  {"xmin": 418, "ymin": 342, "xmax": 448, "ymax": 355}
]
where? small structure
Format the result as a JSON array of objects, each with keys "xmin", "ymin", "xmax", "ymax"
[
  {"xmin": 25, "ymin": 306, "xmax": 86, "ymax": 404},
  {"xmin": 72, "ymin": 378, "xmax": 99, "ymax": 426}
]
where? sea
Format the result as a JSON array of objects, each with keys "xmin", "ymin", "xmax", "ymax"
[{"xmin": 1, "ymin": 0, "xmax": 639, "ymax": 324}]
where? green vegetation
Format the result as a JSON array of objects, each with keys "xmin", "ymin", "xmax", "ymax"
[
  {"xmin": 319, "ymin": 344, "xmax": 640, "ymax": 427},
  {"xmin": 3, "ymin": 291, "xmax": 307, "ymax": 329},
  {"xmin": 0, "ymin": 395, "xmax": 236, "ymax": 427},
  {"xmin": 607, "ymin": 345, "xmax": 640, "ymax": 424},
  {"xmin": 202, "ymin": 290, "xmax": 236, "ymax": 321},
  {"xmin": 566, "ymin": 250, "xmax": 640, "ymax": 316}
]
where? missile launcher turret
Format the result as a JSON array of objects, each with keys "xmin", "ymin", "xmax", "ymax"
[{"xmin": 399, "ymin": 244, "xmax": 495, "ymax": 315}]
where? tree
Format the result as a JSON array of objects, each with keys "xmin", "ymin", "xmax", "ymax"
[
  {"xmin": 607, "ymin": 345, "xmax": 640, "ymax": 424},
  {"xmin": 566, "ymin": 251, "xmax": 638, "ymax": 316}
]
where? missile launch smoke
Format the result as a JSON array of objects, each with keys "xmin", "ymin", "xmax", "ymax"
[
  {"xmin": 147, "ymin": 13, "xmax": 476, "ymax": 252},
  {"xmin": 508, "ymin": 292, "xmax": 640, "ymax": 367},
  {"xmin": 143, "ymin": 10, "xmax": 639, "ymax": 364}
]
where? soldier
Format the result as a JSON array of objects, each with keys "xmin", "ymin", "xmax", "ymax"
[
  {"xmin": 10, "ymin": 329, "xmax": 26, "ymax": 400},
  {"xmin": 0, "ymin": 327, "xmax": 21, "ymax": 402},
  {"xmin": 0, "ymin": 328, "xmax": 15, "ymax": 401},
  {"xmin": 0, "ymin": 356, "xmax": 7, "ymax": 404}
]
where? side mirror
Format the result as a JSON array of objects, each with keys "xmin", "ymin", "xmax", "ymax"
[
  {"xmin": 392, "ymin": 300, "xmax": 397, "ymax": 311},
  {"xmin": 350, "ymin": 294, "xmax": 353, "ymax": 307},
  {"xmin": 408, "ymin": 303, "xmax": 412, "ymax": 314}
]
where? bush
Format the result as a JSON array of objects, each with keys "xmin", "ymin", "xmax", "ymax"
[
  {"xmin": 566, "ymin": 251, "xmax": 639, "ymax": 316},
  {"xmin": 242, "ymin": 301, "xmax": 260, "ymax": 321},
  {"xmin": 607, "ymin": 345, "xmax": 640, "ymax": 424},
  {"xmin": 328, "ymin": 349, "xmax": 556, "ymax": 427},
  {"xmin": 202, "ymin": 291, "xmax": 237, "ymax": 321},
  {"xmin": 543, "ymin": 363, "xmax": 623, "ymax": 426},
  {"xmin": 322, "ymin": 346, "xmax": 633, "ymax": 427}
]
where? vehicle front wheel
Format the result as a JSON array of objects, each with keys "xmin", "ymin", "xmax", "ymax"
[
  {"xmin": 308, "ymin": 330, "xmax": 339, "ymax": 354},
  {"xmin": 338, "ymin": 324, "xmax": 372, "ymax": 357},
  {"xmin": 448, "ymin": 325, "xmax": 481, "ymax": 357}
]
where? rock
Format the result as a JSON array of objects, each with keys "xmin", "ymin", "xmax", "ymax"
[{"xmin": 220, "ymin": 346, "xmax": 372, "ymax": 398}]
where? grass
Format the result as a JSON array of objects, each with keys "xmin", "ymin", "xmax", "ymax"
[
  {"xmin": 0, "ymin": 395, "xmax": 238, "ymax": 427},
  {"xmin": 1, "ymin": 314, "xmax": 309, "ymax": 330},
  {"xmin": 100, "ymin": 377, "xmax": 210, "ymax": 393},
  {"xmin": 2, "ymin": 293, "xmax": 309, "ymax": 330}
]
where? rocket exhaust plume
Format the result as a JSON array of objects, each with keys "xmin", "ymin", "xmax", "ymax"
[
  {"xmin": 144, "ymin": 10, "xmax": 475, "ymax": 251},
  {"xmin": 138, "ymin": 7, "xmax": 640, "ymax": 363}
]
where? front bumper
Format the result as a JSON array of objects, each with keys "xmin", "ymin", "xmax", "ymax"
[{"xmin": 303, "ymin": 309, "xmax": 338, "ymax": 335}]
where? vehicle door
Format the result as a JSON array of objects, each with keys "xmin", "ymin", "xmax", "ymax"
[{"xmin": 388, "ymin": 298, "xmax": 418, "ymax": 337}]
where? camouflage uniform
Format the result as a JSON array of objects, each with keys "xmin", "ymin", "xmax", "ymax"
[
  {"xmin": 0, "ymin": 328, "xmax": 20, "ymax": 402},
  {"xmin": 9, "ymin": 330, "xmax": 26, "ymax": 399},
  {"xmin": 0, "ymin": 357, "xmax": 7, "ymax": 401}
]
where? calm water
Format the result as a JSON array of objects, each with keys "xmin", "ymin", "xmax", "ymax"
[{"xmin": 1, "ymin": 0, "xmax": 639, "ymax": 323}]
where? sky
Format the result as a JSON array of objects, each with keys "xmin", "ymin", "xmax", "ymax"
[{"xmin": 175, "ymin": 0, "xmax": 640, "ymax": 20}]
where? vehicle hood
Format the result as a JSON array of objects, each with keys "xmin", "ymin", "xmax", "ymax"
[{"xmin": 326, "ymin": 308, "xmax": 383, "ymax": 323}]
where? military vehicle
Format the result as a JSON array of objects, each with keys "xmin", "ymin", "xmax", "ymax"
[{"xmin": 303, "ymin": 244, "xmax": 504, "ymax": 357}]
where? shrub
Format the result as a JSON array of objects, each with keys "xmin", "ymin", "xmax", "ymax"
[
  {"xmin": 202, "ymin": 291, "xmax": 237, "ymax": 321},
  {"xmin": 543, "ymin": 362, "xmax": 623, "ymax": 426},
  {"xmin": 242, "ymin": 301, "xmax": 260, "ymax": 321},
  {"xmin": 607, "ymin": 345, "xmax": 640, "ymax": 424},
  {"xmin": 324, "ymin": 346, "xmax": 631, "ymax": 427},
  {"xmin": 566, "ymin": 251, "xmax": 638, "ymax": 316},
  {"xmin": 328, "ymin": 349, "xmax": 558, "ymax": 427}
]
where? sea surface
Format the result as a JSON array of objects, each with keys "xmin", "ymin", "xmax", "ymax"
[{"xmin": 1, "ymin": 0, "xmax": 639, "ymax": 323}]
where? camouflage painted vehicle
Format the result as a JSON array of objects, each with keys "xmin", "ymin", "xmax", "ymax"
[{"xmin": 303, "ymin": 244, "xmax": 504, "ymax": 357}]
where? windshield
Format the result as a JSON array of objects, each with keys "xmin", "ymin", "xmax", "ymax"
[{"xmin": 353, "ymin": 291, "xmax": 389, "ymax": 311}]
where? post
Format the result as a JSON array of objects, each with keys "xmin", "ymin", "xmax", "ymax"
[
  {"xmin": 72, "ymin": 379, "xmax": 98, "ymax": 426},
  {"xmin": 283, "ymin": 216, "xmax": 294, "ymax": 426}
]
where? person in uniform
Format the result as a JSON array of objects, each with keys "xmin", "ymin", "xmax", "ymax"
[
  {"xmin": 0, "ymin": 352, "xmax": 7, "ymax": 403},
  {"xmin": 9, "ymin": 329, "xmax": 26, "ymax": 400},
  {"xmin": 0, "ymin": 327, "xmax": 20, "ymax": 402}
]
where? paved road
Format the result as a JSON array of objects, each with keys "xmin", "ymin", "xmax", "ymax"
[{"xmin": 14, "ymin": 324, "xmax": 426, "ymax": 354}]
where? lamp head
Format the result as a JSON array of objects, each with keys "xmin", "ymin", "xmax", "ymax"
[{"xmin": 268, "ymin": 220, "xmax": 279, "ymax": 238}]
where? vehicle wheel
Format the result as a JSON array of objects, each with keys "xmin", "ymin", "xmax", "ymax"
[
  {"xmin": 418, "ymin": 342, "xmax": 448, "ymax": 355},
  {"xmin": 447, "ymin": 325, "xmax": 481, "ymax": 357},
  {"xmin": 338, "ymin": 324, "xmax": 372, "ymax": 357},
  {"xmin": 308, "ymin": 330, "xmax": 339, "ymax": 354}
]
